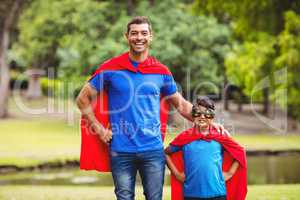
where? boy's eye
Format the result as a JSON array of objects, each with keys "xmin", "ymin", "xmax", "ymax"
[{"xmin": 192, "ymin": 111, "xmax": 214, "ymax": 118}]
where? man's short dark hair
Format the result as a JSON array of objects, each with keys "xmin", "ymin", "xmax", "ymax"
[
  {"xmin": 127, "ymin": 16, "xmax": 152, "ymax": 33},
  {"xmin": 194, "ymin": 96, "xmax": 215, "ymax": 110}
]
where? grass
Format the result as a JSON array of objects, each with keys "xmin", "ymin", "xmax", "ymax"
[
  {"xmin": 226, "ymin": 134, "xmax": 300, "ymax": 150},
  {"xmin": 0, "ymin": 118, "xmax": 79, "ymax": 166},
  {"xmin": 164, "ymin": 132, "xmax": 300, "ymax": 151},
  {"xmin": 1, "ymin": 116, "xmax": 300, "ymax": 167},
  {"xmin": 0, "ymin": 185, "xmax": 299, "ymax": 200}
]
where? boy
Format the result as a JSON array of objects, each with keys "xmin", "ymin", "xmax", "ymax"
[{"xmin": 165, "ymin": 96, "xmax": 247, "ymax": 200}]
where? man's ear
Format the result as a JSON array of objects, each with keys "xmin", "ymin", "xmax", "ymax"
[
  {"xmin": 124, "ymin": 32, "xmax": 129, "ymax": 40},
  {"xmin": 149, "ymin": 32, "xmax": 153, "ymax": 41}
]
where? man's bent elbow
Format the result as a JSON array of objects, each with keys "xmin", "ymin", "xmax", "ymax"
[{"xmin": 76, "ymin": 94, "xmax": 85, "ymax": 110}]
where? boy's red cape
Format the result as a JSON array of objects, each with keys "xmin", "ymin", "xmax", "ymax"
[
  {"xmin": 170, "ymin": 127, "xmax": 247, "ymax": 200},
  {"xmin": 80, "ymin": 52, "xmax": 172, "ymax": 172}
]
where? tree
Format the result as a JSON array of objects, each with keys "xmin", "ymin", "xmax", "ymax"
[
  {"xmin": 0, "ymin": 0, "xmax": 27, "ymax": 118},
  {"xmin": 135, "ymin": 0, "xmax": 232, "ymax": 98},
  {"xmin": 275, "ymin": 11, "xmax": 300, "ymax": 120},
  {"xmin": 225, "ymin": 34, "xmax": 276, "ymax": 115},
  {"xmin": 12, "ymin": 0, "xmax": 232, "ymax": 99},
  {"xmin": 11, "ymin": 0, "xmax": 116, "ymax": 78},
  {"xmin": 192, "ymin": 0, "xmax": 300, "ymax": 117},
  {"xmin": 192, "ymin": 0, "xmax": 300, "ymax": 39}
]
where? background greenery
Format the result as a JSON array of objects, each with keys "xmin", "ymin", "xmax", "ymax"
[
  {"xmin": 1, "ymin": 1, "xmax": 299, "ymax": 199},
  {"xmin": 1, "ymin": 116, "xmax": 300, "ymax": 167},
  {"xmin": 8, "ymin": 0, "xmax": 300, "ymax": 120}
]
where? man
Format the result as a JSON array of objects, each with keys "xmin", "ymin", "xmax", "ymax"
[{"xmin": 76, "ymin": 16, "xmax": 223, "ymax": 200}]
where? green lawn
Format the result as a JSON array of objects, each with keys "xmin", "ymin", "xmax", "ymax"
[
  {"xmin": 0, "ymin": 185, "xmax": 299, "ymax": 200},
  {"xmin": 0, "ymin": 119, "xmax": 80, "ymax": 166},
  {"xmin": 1, "ymin": 117, "xmax": 300, "ymax": 166},
  {"xmin": 165, "ymin": 132, "xmax": 300, "ymax": 150}
]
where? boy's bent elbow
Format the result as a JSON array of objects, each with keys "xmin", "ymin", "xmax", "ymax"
[{"xmin": 164, "ymin": 146, "xmax": 172, "ymax": 155}]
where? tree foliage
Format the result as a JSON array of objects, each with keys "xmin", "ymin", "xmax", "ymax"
[
  {"xmin": 135, "ymin": 1, "xmax": 232, "ymax": 95},
  {"xmin": 225, "ymin": 34, "xmax": 276, "ymax": 101},
  {"xmin": 192, "ymin": 0, "xmax": 300, "ymax": 39},
  {"xmin": 193, "ymin": 0, "xmax": 300, "ymax": 119},
  {"xmin": 12, "ymin": 0, "xmax": 232, "ymax": 95},
  {"xmin": 11, "ymin": 0, "xmax": 117, "ymax": 76},
  {"xmin": 275, "ymin": 11, "xmax": 300, "ymax": 119}
]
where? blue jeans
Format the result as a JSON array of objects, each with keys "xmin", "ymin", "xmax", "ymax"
[{"xmin": 110, "ymin": 149, "xmax": 165, "ymax": 200}]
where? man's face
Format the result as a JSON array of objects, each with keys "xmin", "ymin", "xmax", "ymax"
[{"xmin": 126, "ymin": 23, "xmax": 152, "ymax": 54}]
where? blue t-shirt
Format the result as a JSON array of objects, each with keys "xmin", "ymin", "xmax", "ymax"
[
  {"xmin": 89, "ymin": 61, "xmax": 177, "ymax": 152},
  {"xmin": 169, "ymin": 140, "xmax": 226, "ymax": 198},
  {"xmin": 130, "ymin": 59, "xmax": 139, "ymax": 68}
]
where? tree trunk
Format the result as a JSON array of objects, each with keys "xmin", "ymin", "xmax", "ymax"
[
  {"xmin": 0, "ymin": 0, "xmax": 23, "ymax": 118},
  {"xmin": 262, "ymin": 87, "xmax": 269, "ymax": 116},
  {"xmin": 238, "ymin": 100, "xmax": 243, "ymax": 112},
  {"xmin": 126, "ymin": 0, "xmax": 134, "ymax": 16},
  {"xmin": 0, "ymin": 54, "xmax": 10, "ymax": 118},
  {"xmin": 149, "ymin": 0, "xmax": 155, "ymax": 6},
  {"xmin": 223, "ymin": 74, "xmax": 229, "ymax": 111}
]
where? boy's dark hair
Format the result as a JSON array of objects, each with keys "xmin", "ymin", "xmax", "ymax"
[
  {"xmin": 192, "ymin": 96, "xmax": 215, "ymax": 118},
  {"xmin": 194, "ymin": 96, "xmax": 215, "ymax": 110},
  {"xmin": 127, "ymin": 16, "xmax": 152, "ymax": 33}
]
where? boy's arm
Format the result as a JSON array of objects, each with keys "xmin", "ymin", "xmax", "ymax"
[
  {"xmin": 165, "ymin": 146, "xmax": 185, "ymax": 182},
  {"xmin": 223, "ymin": 160, "xmax": 239, "ymax": 181}
]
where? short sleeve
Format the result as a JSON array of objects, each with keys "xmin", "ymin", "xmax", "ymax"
[
  {"xmin": 89, "ymin": 72, "xmax": 110, "ymax": 92},
  {"xmin": 168, "ymin": 145, "xmax": 182, "ymax": 153},
  {"xmin": 161, "ymin": 75, "xmax": 177, "ymax": 96}
]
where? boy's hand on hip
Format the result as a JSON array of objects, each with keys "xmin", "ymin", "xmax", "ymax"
[{"xmin": 223, "ymin": 171, "xmax": 233, "ymax": 181}]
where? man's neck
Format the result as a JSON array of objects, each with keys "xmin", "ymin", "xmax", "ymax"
[{"xmin": 128, "ymin": 49, "xmax": 149, "ymax": 63}]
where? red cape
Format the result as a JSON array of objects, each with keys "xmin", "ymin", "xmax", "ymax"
[
  {"xmin": 170, "ymin": 127, "xmax": 247, "ymax": 200},
  {"xmin": 80, "ymin": 52, "xmax": 172, "ymax": 172}
]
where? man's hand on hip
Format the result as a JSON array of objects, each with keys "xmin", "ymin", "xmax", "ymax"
[{"xmin": 91, "ymin": 122, "xmax": 112, "ymax": 144}]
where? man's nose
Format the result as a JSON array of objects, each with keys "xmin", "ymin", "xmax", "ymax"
[{"xmin": 136, "ymin": 33, "xmax": 143, "ymax": 40}]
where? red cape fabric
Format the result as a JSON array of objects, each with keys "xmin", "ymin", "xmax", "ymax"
[
  {"xmin": 80, "ymin": 52, "xmax": 172, "ymax": 172},
  {"xmin": 170, "ymin": 127, "xmax": 247, "ymax": 200}
]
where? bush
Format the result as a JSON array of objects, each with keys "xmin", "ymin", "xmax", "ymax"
[
  {"xmin": 41, "ymin": 77, "xmax": 87, "ymax": 99},
  {"xmin": 10, "ymin": 70, "xmax": 28, "ymax": 90},
  {"xmin": 41, "ymin": 78, "xmax": 64, "ymax": 97}
]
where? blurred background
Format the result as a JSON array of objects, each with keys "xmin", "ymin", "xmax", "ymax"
[{"xmin": 0, "ymin": 0, "xmax": 299, "ymax": 199}]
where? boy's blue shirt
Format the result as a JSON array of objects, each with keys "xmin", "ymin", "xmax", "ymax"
[
  {"xmin": 170, "ymin": 140, "xmax": 226, "ymax": 198},
  {"xmin": 89, "ymin": 60, "xmax": 177, "ymax": 152}
]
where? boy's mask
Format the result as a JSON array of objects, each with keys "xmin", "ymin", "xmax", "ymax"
[{"xmin": 192, "ymin": 106, "xmax": 215, "ymax": 119}]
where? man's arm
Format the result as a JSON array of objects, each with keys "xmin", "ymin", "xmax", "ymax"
[
  {"xmin": 167, "ymin": 92, "xmax": 193, "ymax": 121},
  {"xmin": 76, "ymin": 83, "xmax": 112, "ymax": 143},
  {"xmin": 167, "ymin": 92, "xmax": 229, "ymax": 135}
]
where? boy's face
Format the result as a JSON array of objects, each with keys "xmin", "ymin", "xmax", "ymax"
[{"xmin": 193, "ymin": 105, "xmax": 214, "ymax": 129}]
